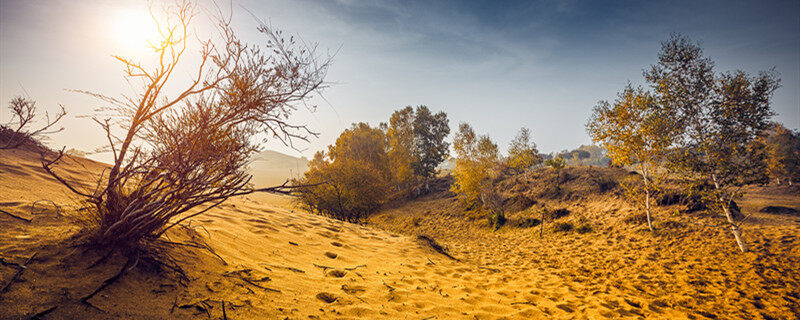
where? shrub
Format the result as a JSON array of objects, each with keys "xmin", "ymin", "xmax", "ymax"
[
  {"xmin": 488, "ymin": 212, "xmax": 507, "ymax": 230},
  {"xmin": 576, "ymin": 224, "xmax": 593, "ymax": 234},
  {"xmin": 513, "ymin": 217, "xmax": 541, "ymax": 228},
  {"xmin": 553, "ymin": 222, "xmax": 573, "ymax": 232},
  {"xmin": 544, "ymin": 208, "xmax": 570, "ymax": 219},
  {"xmin": 42, "ymin": 1, "xmax": 331, "ymax": 249},
  {"xmin": 624, "ymin": 212, "xmax": 649, "ymax": 225}
]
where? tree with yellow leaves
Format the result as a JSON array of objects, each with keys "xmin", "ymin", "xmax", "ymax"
[
  {"xmin": 451, "ymin": 123, "xmax": 500, "ymax": 210},
  {"xmin": 587, "ymin": 85, "xmax": 673, "ymax": 232}
]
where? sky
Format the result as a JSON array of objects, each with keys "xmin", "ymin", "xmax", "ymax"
[{"xmin": 1, "ymin": 0, "xmax": 798, "ymax": 162}]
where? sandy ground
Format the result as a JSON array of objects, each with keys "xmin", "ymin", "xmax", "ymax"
[{"xmin": 1, "ymin": 147, "xmax": 799, "ymax": 319}]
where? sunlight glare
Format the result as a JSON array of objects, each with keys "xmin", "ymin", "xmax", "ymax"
[{"xmin": 112, "ymin": 10, "xmax": 160, "ymax": 50}]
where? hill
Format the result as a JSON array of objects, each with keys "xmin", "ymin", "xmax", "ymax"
[
  {"xmin": 1, "ymin": 149, "xmax": 798, "ymax": 319},
  {"xmin": 367, "ymin": 166, "xmax": 800, "ymax": 319},
  {"xmin": 248, "ymin": 150, "xmax": 309, "ymax": 187}
]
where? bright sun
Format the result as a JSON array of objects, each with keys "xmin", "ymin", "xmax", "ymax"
[{"xmin": 112, "ymin": 10, "xmax": 160, "ymax": 50}]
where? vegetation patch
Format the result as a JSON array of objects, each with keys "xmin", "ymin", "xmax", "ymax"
[
  {"xmin": 512, "ymin": 217, "xmax": 541, "ymax": 228},
  {"xmin": 759, "ymin": 206, "xmax": 799, "ymax": 216},
  {"xmin": 553, "ymin": 222, "xmax": 574, "ymax": 232},
  {"xmin": 576, "ymin": 224, "xmax": 593, "ymax": 234}
]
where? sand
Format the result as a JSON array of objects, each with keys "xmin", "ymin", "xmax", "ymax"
[{"xmin": 1, "ymin": 147, "xmax": 799, "ymax": 319}]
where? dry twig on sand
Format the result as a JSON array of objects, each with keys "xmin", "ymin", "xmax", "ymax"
[
  {"xmin": 1, "ymin": 252, "xmax": 37, "ymax": 293},
  {"xmin": 0, "ymin": 208, "xmax": 31, "ymax": 222}
]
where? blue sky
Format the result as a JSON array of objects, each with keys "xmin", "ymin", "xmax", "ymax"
[{"xmin": 1, "ymin": 0, "xmax": 798, "ymax": 161}]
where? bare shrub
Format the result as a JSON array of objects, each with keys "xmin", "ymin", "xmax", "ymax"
[
  {"xmin": 41, "ymin": 0, "xmax": 330, "ymax": 250},
  {"xmin": 1, "ymin": 95, "xmax": 66, "ymax": 150}
]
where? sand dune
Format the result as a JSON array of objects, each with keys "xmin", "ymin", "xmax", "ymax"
[{"xmin": 1, "ymin": 148, "xmax": 799, "ymax": 319}]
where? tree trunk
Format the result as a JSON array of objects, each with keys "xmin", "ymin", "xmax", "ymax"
[
  {"xmin": 540, "ymin": 208, "xmax": 544, "ymax": 238},
  {"xmin": 643, "ymin": 166, "xmax": 654, "ymax": 232},
  {"xmin": 723, "ymin": 205, "xmax": 747, "ymax": 252},
  {"xmin": 713, "ymin": 174, "xmax": 747, "ymax": 252}
]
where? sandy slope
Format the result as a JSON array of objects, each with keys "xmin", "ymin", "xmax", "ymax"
[
  {"xmin": 1, "ymin": 148, "xmax": 799, "ymax": 319},
  {"xmin": 368, "ymin": 182, "xmax": 800, "ymax": 319}
]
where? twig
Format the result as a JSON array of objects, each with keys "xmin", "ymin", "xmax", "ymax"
[
  {"xmin": 1, "ymin": 252, "xmax": 37, "ymax": 293},
  {"xmin": 24, "ymin": 305, "xmax": 57, "ymax": 320},
  {"xmin": 313, "ymin": 263, "xmax": 334, "ymax": 275},
  {"xmin": 344, "ymin": 264, "xmax": 366, "ymax": 271},
  {"xmin": 426, "ymin": 257, "xmax": 435, "ymax": 265},
  {"xmin": 222, "ymin": 300, "xmax": 227, "ymax": 320},
  {"xmin": 260, "ymin": 263, "xmax": 305, "ymax": 273},
  {"xmin": 81, "ymin": 256, "xmax": 132, "ymax": 304},
  {"xmin": 170, "ymin": 295, "xmax": 177, "ymax": 314},
  {"xmin": 0, "ymin": 208, "xmax": 31, "ymax": 222}
]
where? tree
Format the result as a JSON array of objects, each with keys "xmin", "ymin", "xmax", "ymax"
[
  {"xmin": 295, "ymin": 123, "xmax": 391, "ymax": 222},
  {"xmin": 646, "ymin": 34, "xmax": 780, "ymax": 252},
  {"xmin": 506, "ymin": 127, "xmax": 542, "ymax": 176},
  {"xmin": 386, "ymin": 107, "xmax": 417, "ymax": 191},
  {"xmin": 761, "ymin": 123, "xmax": 800, "ymax": 185},
  {"xmin": 451, "ymin": 123, "xmax": 499, "ymax": 209},
  {"xmin": 41, "ymin": 0, "xmax": 331, "ymax": 250},
  {"xmin": 544, "ymin": 155, "xmax": 566, "ymax": 190},
  {"xmin": 412, "ymin": 106, "xmax": 450, "ymax": 190},
  {"xmin": 587, "ymin": 85, "xmax": 672, "ymax": 232},
  {"xmin": 1, "ymin": 95, "xmax": 66, "ymax": 150},
  {"xmin": 386, "ymin": 105, "xmax": 450, "ymax": 194}
]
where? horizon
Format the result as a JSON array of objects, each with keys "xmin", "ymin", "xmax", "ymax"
[{"xmin": 1, "ymin": 0, "xmax": 798, "ymax": 163}]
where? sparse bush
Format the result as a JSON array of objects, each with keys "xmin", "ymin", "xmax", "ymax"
[
  {"xmin": 513, "ymin": 217, "xmax": 541, "ymax": 228},
  {"xmin": 544, "ymin": 208, "xmax": 570, "ymax": 219},
  {"xmin": 42, "ymin": 0, "xmax": 331, "ymax": 249},
  {"xmin": 1, "ymin": 96, "xmax": 65, "ymax": 150},
  {"xmin": 576, "ymin": 224, "xmax": 593, "ymax": 234},
  {"xmin": 589, "ymin": 173, "xmax": 618, "ymax": 193},
  {"xmin": 624, "ymin": 212, "xmax": 649, "ymax": 225},
  {"xmin": 553, "ymin": 222, "xmax": 573, "ymax": 232},
  {"xmin": 488, "ymin": 211, "xmax": 507, "ymax": 230}
]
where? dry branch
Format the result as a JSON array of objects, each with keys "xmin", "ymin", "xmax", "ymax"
[
  {"xmin": 1, "ymin": 252, "xmax": 38, "ymax": 293},
  {"xmin": 0, "ymin": 208, "xmax": 31, "ymax": 222}
]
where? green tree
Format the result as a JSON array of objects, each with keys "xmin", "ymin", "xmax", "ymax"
[
  {"xmin": 412, "ymin": 106, "xmax": 450, "ymax": 190},
  {"xmin": 386, "ymin": 105, "xmax": 450, "ymax": 194},
  {"xmin": 647, "ymin": 34, "xmax": 780, "ymax": 252},
  {"xmin": 587, "ymin": 85, "xmax": 672, "ymax": 232}
]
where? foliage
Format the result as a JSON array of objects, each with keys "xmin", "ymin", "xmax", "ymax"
[
  {"xmin": 553, "ymin": 222, "xmax": 574, "ymax": 232},
  {"xmin": 386, "ymin": 106, "xmax": 450, "ymax": 193},
  {"xmin": 646, "ymin": 34, "xmax": 780, "ymax": 251},
  {"xmin": 587, "ymin": 85, "xmax": 673, "ymax": 231},
  {"xmin": 1, "ymin": 96, "xmax": 66, "ymax": 150},
  {"xmin": 451, "ymin": 123, "xmax": 500, "ymax": 209},
  {"xmin": 506, "ymin": 127, "xmax": 542, "ymax": 174},
  {"xmin": 295, "ymin": 123, "xmax": 391, "ymax": 222},
  {"xmin": 544, "ymin": 154, "xmax": 566, "ymax": 190},
  {"xmin": 42, "ymin": 0, "xmax": 330, "ymax": 249},
  {"xmin": 760, "ymin": 122, "xmax": 800, "ymax": 185}
]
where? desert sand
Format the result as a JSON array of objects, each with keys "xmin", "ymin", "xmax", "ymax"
[{"xmin": 1, "ymin": 147, "xmax": 798, "ymax": 319}]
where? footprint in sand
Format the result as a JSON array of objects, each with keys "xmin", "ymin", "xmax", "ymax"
[
  {"xmin": 316, "ymin": 292, "xmax": 338, "ymax": 303},
  {"xmin": 331, "ymin": 241, "xmax": 343, "ymax": 247},
  {"xmin": 325, "ymin": 252, "xmax": 338, "ymax": 259},
  {"xmin": 327, "ymin": 270, "xmax": 347, "ymax": 278}
]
